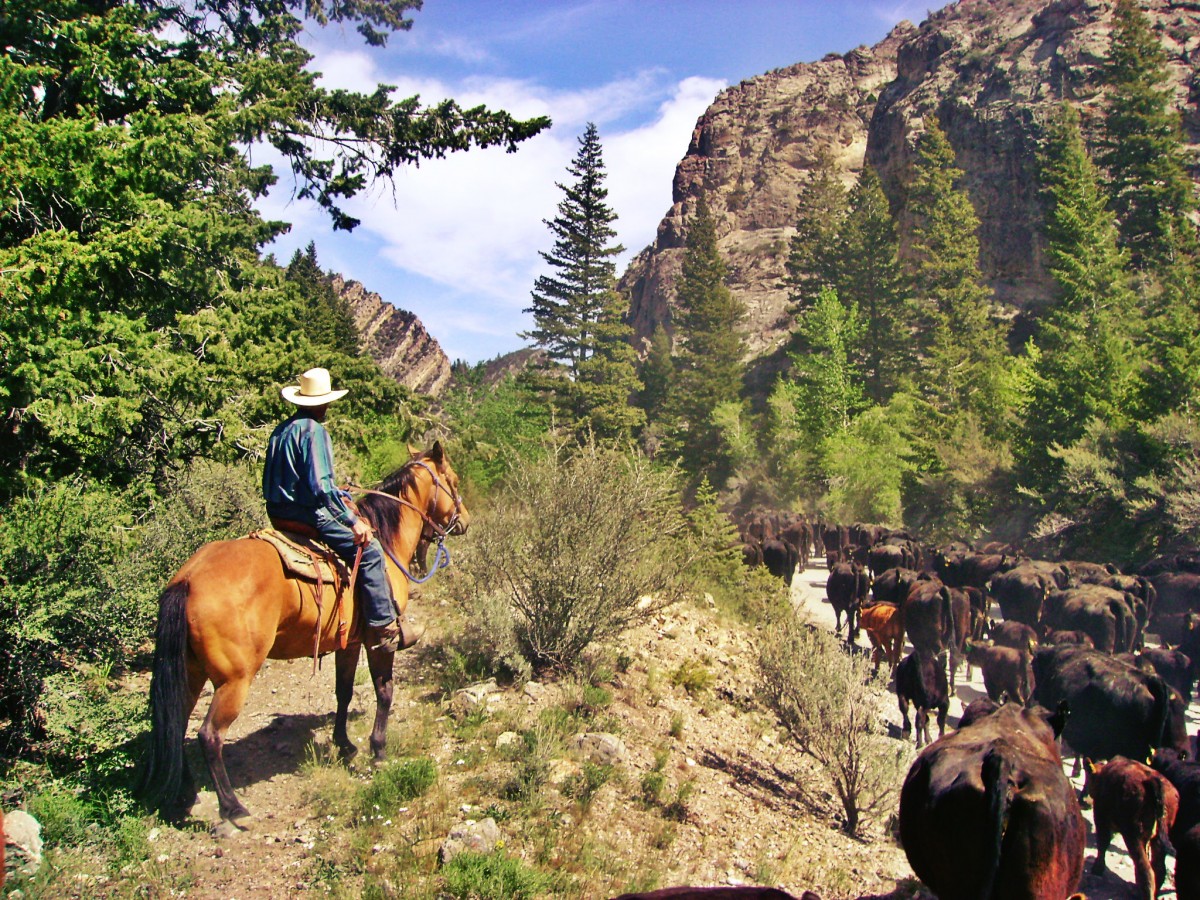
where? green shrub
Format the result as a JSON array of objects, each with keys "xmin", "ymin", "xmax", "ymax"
[
  {"xmin": 669, "ymin": 659, "xmax": 714, "ymax": 696},
  {"xmin": 561, "ymin": 761, "xmax": 613, "ymax": 811},
  {"xmin": 441, "ymin": 850, "xmax": 550, "ymax": 900},
  {"xmin": 356, "ymin": 757, "xmax": 437, "ymax": 821},
  {"xmin": 460, "ymin": 439, "xmax": 693, "ymax": 673},
  {"xmin": 758, "ymin": 614, "xmax": 911, "ymax": 834},
  {"xmin": 639, "ymin": 770, "xmax": 666, "ymax": 806}
]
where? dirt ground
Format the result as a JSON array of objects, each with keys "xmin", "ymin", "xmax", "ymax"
[{"xmin": 129, "ymin": 561, "xmax": 1178, "ymax": 899}]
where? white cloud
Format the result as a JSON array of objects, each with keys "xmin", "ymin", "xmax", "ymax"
[{"xmin": 258, "ymin": 58, "xmax": 723, "ymax": 361}]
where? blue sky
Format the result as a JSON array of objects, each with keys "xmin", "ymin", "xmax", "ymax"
[{"xmin": 260, "ymin": 1, "xmax": 947, "ymax": 365}]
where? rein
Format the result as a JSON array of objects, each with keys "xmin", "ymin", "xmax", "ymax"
[{"xmin": 345, "ymin": 460, "xmax": 461, "ymax": 585}]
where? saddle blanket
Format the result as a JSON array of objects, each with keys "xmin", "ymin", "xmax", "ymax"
[{"xmin": 250, "ymin": 528, "xmax": 349, "ymax": 586}]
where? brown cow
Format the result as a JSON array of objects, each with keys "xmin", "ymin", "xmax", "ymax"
[
  {"xmin": 859, "ymin": 602, "xmax": 903, "ymax": 675},
  {"xmin": 896, "ymin": 650, "xmax": 949, "ymax": 748},
  {"xmin": 900, "ymin": 703, "xmax": 1085, "ymax": 900},
  {"xmin": 966, "ymin": 641, "xmax": 1035, "ymax": 706},
  {"xmin": 1084, "ymin": 757, "xmax": 1179, "ymax": 900}
]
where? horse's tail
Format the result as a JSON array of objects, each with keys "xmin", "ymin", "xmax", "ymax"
[{"xmin": 139, "ymin": 581, "xmax": 191, "ymax": 813}]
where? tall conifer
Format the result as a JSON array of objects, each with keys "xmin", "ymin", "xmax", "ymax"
[
  {"xmin": 1019, "ymin": 104, "xmax": 1138, "ymax": 488},
  {"xmin": 522, "ymin": 123, "xmax": 641, "ymax": 438},
  {"xmin": 904, "ymin": 118, "xmax": 1006, "ymax": 432},
  {"xmin": 1100, "ymin": 0, "xmax": 1198, "ymax": 270},
  {"xmin": 671, "ymin": 197, "xmax": 748, "ymax": 477}
]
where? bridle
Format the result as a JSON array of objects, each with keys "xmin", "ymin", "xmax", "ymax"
[{"xmin": 345, "ymin": 459, "xmax": 464, "ymax": 583}]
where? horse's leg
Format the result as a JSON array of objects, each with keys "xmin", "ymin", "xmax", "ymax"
[
  {"xmin": 364, "ymin": 646, "xmax": 395, "ymax": 763},
  {"xmin": 176, "ymin": 663, "xmax": 208, "ymax": 813},
  {"xmin": 196, "ymin": 677, "xmax": 253, "ymax": 823},
  {"xmin": 333, "ymin": 646, "xmax": 361, "ymax": 762}
]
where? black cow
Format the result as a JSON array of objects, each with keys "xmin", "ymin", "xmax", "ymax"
[
  {"xmin": 826, "ymin": 561, "xmax": 868, "ymax": 640},
  {"xmin": 868, "ymin": 543, "xmax": 906, "ymax": 578},
  {"xmin": 903, "ymin": 578, "xmax": 956, "ymax": 662},
  {"xmin": 1042, "ymin": 586, "xmax": 1138, "ymax": 653},
  {"xmin": 1033, "ymin": 645, "xmax": 1190, "ymax": 768},
  {"xmin": 899, "ymin": 703, "xmax": 1085, "ymax": 900},
  {"xmin": 896, "ymin": 650, "xmax": 949, "ymax": 748},
  {"xmin": 1149, "ymin": 571, "xmax": 1200, "ymax": 645},
  {"xmin": 871, "ymin": 567, "xmax": 921, "ymax": 607},
  {"xmin": 761, "ymin": 539, "xmax": 796, "ymax": 587},
  {"xmin": 989, "ymin": 564, "xmax": 1055, "ymax": 629},
  {"xmin": 1136, "ymin": 647, "xmax": 1195, "ymax": 706}
]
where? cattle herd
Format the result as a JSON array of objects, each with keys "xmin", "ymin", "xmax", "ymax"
[{"xmin": 737, "ymin": 509, "xmax": 1200, "ymax": 900}]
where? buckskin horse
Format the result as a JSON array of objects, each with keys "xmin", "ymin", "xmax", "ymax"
[{"xmin": 139, "ymin": 442, "xmax": 468, "ymax": 825}]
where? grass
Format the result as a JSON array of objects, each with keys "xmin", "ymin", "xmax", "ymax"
[{"xmin": 441, "ymin": 850, "xmax": 551, "ymax": 900}]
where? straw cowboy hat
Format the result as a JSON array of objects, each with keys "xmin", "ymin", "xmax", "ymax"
[{"xmin": 281, "ymin": 368, "xmax": 349, "ymax": 406}]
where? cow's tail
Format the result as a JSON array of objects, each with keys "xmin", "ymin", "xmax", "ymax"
[
  {"xmin": 138, "ymin": 581, "xmax": 191, "ymax": 814},
  {"xmin": 980, "ymin": 748, "xmax": 1013, "ymax": 900},
  {"xmin": 1147, "ymin": 676, "xmax": 1172, "ymax": 753}
]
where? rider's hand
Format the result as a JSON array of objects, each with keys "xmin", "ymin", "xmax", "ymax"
[{"xmin": 351, "ymin": 519, "xmax": 373, "ymax": 546}]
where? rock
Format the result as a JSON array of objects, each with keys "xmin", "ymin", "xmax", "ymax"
[
  {"xmin": 4, "ymin": 810, "xmax": 43, "ymax": 879},
  {"xmin": 522, "ymin": 681, "xmax": 546, "ymax": 701},
  {"xmin": 568, "ymin": 732, "xmax": 628, "ymax": 767},
  {"xmin": 621, "ymin": 0, "xmax": 1200, "ymax": 394},
  {"xmin": 449, "ymin": 678, "xmax": 500, "ymax": 719},
  {"xmin": 439, "ymin": 817, "xmax": 502, "ymax": 865},
  {"xmin": 495, "ymin": 731, "xmax": 521, "ymax": 751},
  {"xmin": 547, "ymin": 758, "xmax": 582, "ymax": 786},
  {"xmin": 335, "ymin": 276, "xmax": 452, "ymax": 397}
]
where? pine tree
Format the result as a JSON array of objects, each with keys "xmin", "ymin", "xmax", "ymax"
[
  {"xmin": 787, "ymin": 286, "xmax": 868, "ymax": 441},
  {"xmin": 524, "ymin": 123, "xmax": 625, "ymax": 378},
  {"xmin": 904, "ymin": 117, "xmax": 1007, "ymax": 432},
  {"xmin": 785, "ymin": 149, "xmax": 848, "ymax": 313},
  {"xmin": 637, "ymin": 324, "xmax": 675, "ymax": 425},
  {"xmin": 286, "ymin": 243, "xmax": 361, "ymax": 358},
  {"xmin": 1018, "ymin": 104, "xmax": 1139, "ymax": 488},
  {"xmin": 838, "ymin": 166, "xmax": 908, "ymax": 403},
  {"xmin": 1100, "ymin": 0, "xmax": 1198, "ymax": 270},
  {"xmin": 671, "ymin": 197, "xmax": 748, "ymax": 478},
  {"xmin": 521, "ymin": 123, "xmax": 642, "ymax": 438}
]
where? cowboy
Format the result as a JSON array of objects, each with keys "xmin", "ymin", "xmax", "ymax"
[{"xmin": 262, "ymin": 367, "xmax": 419, "ymax": 652}]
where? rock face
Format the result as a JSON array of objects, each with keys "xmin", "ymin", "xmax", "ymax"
[
  {"xmin": 621, "ymin": 0, "xmax": 1200, "ymax": 368},
  {"xmin": 333, "ymin": 276, "xmax": 452, "ymax": 398}
]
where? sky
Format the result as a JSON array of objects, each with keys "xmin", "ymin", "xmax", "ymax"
[{"xmin": 259, "ymin": 0, "xmax": 948, "ymax": 365}]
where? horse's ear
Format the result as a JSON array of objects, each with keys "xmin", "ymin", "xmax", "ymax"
[{"xmin": 429, "ymin": 440, "xmax": 445, "ymax": 464}]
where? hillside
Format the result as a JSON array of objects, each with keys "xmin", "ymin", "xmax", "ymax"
[{"xmin": 620, "ymin": 0, "xmax": 1200, "ymax": 377}]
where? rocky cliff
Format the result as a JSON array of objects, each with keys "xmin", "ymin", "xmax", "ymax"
[
  {"xmin": 334, "ymin": 276, "xmax": 453, "ymax": 397},
  {"xmin": 621, "ymin": 0, "xmax": 1200, "ymax": 368}
]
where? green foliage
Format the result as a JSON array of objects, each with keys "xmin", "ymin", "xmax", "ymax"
[
  {"xmin": 0, "ymin": 0, "xmax": 544, "ymax": 499},
  {"xmin": 904, "ymin": 117, "xmax": 1008, "ymax": 435},
  {"xmin": 1100, "ymin": 0, "xmax": 1198, "ymax": 270},
  {"xmin": 669, "ymin": 660, "xmax": 714, "ymax": 696},
  {"xmin": 670, "ymin": 197, "xmax": 748, "ymax": 481},
  {"xmin": 787, "ymin": 287, "xmax": 868, "ymax": 441},
  {"xmin": 441, "ymin": 850, "xmax": 551, "ymax": 900},
  {"xmin": 356, "ymin": 757, "xmax": 438, "ymax": 820},
  {"xmin": 460, "ymin": 439, "xmax": 694, "ymax": 673},
  {"xmin": 786, "ymin": 149, "xmax": 849, "ymax": 312},
  {"xmin": 758, "ymin": 612, "xmax": 910, "ymax": 835},
  {"xmin": 443, "ymin": 372, "xmax": 553, "ymax": 494},
  {"xmin": 822, "ymin": 398, "xmax": 916, "ymax": 526},
  {"xmin": 0, "ymin": 481, "xmax": 141, "ymax": 755},
  {"xmin": 1018, "ymin": 104, "xmax": 1139, "ymax": 490},
  {"xmin": 561, "ymin": 761, "xmax": 614, "ymax": 811},
  {"xmin": 286, "ymin": 243, "xmax": 361, "ymax": 358},
  {"xmin": 522, "ymin": 123, "xmax": 641, "ymax": 440}
]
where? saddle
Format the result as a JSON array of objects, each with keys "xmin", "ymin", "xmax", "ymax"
[{"xmin": 250, "ymin": 527, "xmax": 360, "ymax": 667}]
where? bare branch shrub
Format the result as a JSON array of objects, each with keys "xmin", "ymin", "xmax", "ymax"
[
  {"xmin": 758, "ymin": 614, "xmax": 911, "ymax": 834},
  {"xmin": 461, "ymin": 440, "xmax": 693, "ymax": 672}
]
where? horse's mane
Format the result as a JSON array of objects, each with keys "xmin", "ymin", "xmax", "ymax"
[{"xmin": 356, "ymin": 452, "xmax": 431, "ymax": 550}]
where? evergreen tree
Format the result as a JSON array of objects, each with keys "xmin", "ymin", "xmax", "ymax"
[
  {"xmin": 785, "ymin": 149, "xmax": 848, "ymax": 313},
  {"xmin": 1100, "ymin": 0, "xmax": 1198, "ymax": 270},
  {"xmin": 286, "ymin": 243, "xmax": 361, "ymax": 358},
  {"xmin": 838, "ymin": 166, "xmax": 909, "ymax": 403},
  {"xmin": 1018, "ymin": 104, "xmax": 1139, "ymax": 488},
  {"xmin": 904, "ymin": 118, "xmax": 1007, "ymax": 432},
  {"xmin": 524, "ymin": 123, "xmax": 626, "ymax": 378},
  {"xmin": 638, "ymin": 324, "xmax": 675, "ymax": 426},
  {"xmin": 671, "ymin": 197, "xmax": 748, "ymax": 478},
  {"xmin": 0, "ymin": 0, "xmax": 547, "ymax": 497},
  {"xmin": 521, "ymin": 123, "xmax": 641, "ymax": 438}
]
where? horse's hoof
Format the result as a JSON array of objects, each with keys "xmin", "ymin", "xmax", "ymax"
[
  {"xmin": 337, "ymin": 743, "xmax": 359, "ymax": 765},
  {"xmin": 211, "ymin": 819, "xmax": 246, "ymax": 839}
]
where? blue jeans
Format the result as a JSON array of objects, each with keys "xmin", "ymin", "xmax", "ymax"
[{"xmin": 270, "ymin": 504, "xmax": 395, "ymax": 627}]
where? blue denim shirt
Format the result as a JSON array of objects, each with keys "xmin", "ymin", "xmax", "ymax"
[{"xmin": 262, "ymin": 411, "xmax": 357, "ymax": 527}]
